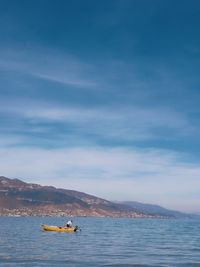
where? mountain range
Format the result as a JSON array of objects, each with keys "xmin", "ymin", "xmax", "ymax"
[{"xmin": 0, "ymin": 176, "xmax": 193, "ymax": 218}]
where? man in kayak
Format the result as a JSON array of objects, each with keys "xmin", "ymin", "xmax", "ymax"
[{"xmin": 65, "ymin": 220, "xmax": 73, "ymax": 228}]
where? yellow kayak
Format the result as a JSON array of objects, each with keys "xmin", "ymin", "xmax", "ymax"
[{"xmin": 42, "ymin": 224, "xmax": 78, "ymax": 232}]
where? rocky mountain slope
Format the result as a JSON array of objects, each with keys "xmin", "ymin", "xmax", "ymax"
[
  {"xmin": 0, "ymin": 176, "xmax": 190, "ymax": 218},
  {"xmin": 0, "ymin": 176, "xmax": 142, "ymax": 217}
]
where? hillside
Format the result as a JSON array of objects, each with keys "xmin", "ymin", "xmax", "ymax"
[
  {"xmin": 0, "ymin": 176, "xmax": 190, "ymax": 218},
  {"xmin": 0, "ymin": 176, "xmax": 147, "ymax": 217}
]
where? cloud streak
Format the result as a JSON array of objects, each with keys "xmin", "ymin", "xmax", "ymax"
[
  {"xmin": 0, "ymin": 48, "xmax": 97, "ymax": 88},
  {"xmin": 0, "ymin": 98, "xmax": 192, "ymax": 147}
]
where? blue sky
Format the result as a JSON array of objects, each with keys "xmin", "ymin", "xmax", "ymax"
[{"xmin": 0, "ymin": 0, "xmax": 200, "ymax": 212}]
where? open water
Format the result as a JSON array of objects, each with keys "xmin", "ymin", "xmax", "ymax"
[{"xmin": 0, "ymin": 217, "xmax": 200, "ymax": 266}]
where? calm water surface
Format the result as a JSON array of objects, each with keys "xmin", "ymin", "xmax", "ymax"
[{"xmin": 0, "ymin": 217, "xmax": 200, "ymax": 266}]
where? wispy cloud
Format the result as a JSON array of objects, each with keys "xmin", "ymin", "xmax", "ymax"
[
  {"xmin": 0, "ymin": 99, "xmax": 191, "ymax": 145},
  {"xmin": 0, "ymin": 48, "xmax": 97, "ymax": 88}
]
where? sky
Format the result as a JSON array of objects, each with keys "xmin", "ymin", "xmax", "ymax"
[{"xmin": 0, "ymin": 0, "xmax": 200, "ymax": 213}]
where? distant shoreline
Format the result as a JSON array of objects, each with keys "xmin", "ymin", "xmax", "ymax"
[{"xmin": 0, "ymin": 209, "xmax": 168, "ymax": 219}]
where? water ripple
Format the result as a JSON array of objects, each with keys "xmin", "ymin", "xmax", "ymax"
[{"xmin": 0, "ymin": 217, "xmax": 200, "ymax": 266}]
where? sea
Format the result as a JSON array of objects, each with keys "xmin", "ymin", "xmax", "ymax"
[{"xmin": 0, "ymin": 216, "xmax": 200, "ymax": 267}]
